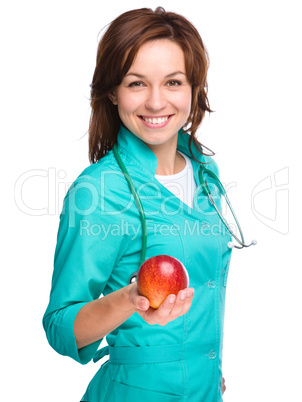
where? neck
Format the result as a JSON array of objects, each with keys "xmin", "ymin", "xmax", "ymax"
[{"xmin": 146, "ymin": 138, "xmax": 186, "ymax": 175}]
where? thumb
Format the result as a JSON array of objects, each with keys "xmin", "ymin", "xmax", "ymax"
[
  {"xmin": 136, "ymin": 297, "xmax": 149, "ymax": 311},
  {"xmin": 128, "ymin": 283, "xmax": 149, "ymax": 310}
]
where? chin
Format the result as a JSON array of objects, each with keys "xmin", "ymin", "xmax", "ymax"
[{"xmin": 136, "ymin": 130, "xmax": 178, "ymax": 147}]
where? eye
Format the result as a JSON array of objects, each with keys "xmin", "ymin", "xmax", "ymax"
[
  {"xmin": 129, "ymin": 81, "xmax": 144, "ymax": 88},
  {"xmin": 167, "ymin": 80, "xmax": 182, "ymax": 87}
]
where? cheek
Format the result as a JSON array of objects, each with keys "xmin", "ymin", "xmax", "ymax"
[
  {"xmin": 173, "ymin": 86, "xmax": 191, "ymax": 106},
  {"xmin": 116, "ymin": 92, "xmax": 141, "ymax": 116},
  {"xmin": 176, "ymin": 91, "xmax": 192, "ymax": 116}
]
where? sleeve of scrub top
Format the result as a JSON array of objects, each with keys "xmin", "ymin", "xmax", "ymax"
[{"xmin": 42, "ymin": 172, "xmax": 129, "ymax": 365}]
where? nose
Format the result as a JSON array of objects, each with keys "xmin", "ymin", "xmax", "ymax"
[{"xmin": 145, "ymin": 87, "xmax": 167, "ymax": 111}]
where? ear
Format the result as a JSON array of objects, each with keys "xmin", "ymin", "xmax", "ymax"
[{"xmin": 108, "ymin": 91, "xmax": 118, "ymax": 105}]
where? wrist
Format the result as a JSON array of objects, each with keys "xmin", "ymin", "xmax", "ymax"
[{"xmin": 121, "ymin": 283, "xmax": 136, "ymax": 315}]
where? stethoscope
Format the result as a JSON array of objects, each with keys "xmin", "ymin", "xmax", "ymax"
[{"xmin": 112, "ymin": 143, "xmax": 256, "ymax": 284}]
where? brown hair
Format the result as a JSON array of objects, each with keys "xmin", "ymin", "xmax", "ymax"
[{"xmin": 89, "ymin": 7, "xmax": 213, "ymax": 164}]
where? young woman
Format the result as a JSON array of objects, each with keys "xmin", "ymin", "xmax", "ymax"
[{"xmin": 43, "ymin": 7, "xmax": 231, "ymax": 401}]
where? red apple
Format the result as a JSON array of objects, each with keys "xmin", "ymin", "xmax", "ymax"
[{"xmin": 137, "ymin": 255, "xmax": 189, "ymax": 309}]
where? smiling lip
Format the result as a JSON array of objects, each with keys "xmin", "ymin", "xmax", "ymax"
[{"xmin": 139, "ymin": 115, "xmax": 173, "ymax": 128}]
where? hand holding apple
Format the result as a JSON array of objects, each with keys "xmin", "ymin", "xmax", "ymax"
[{"xmin": 129, "ymin": 282, "xmax": 194, "ymax": 326}]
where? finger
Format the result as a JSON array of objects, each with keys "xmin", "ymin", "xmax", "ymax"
[
  {"xmin": 129, "ymin": 283, "xmax": 150, "ymax": 311},
  {"xmin": 222, "ymin": 377, "xmax": 226, "ymax": 394},
  {"xmin": 178, "ymin": 289, "xmax": 194, "ymax": 315},
  {"xmin": 137, "ymin": 297, "xmax": 150, "ymax": 311},
  {"xmin": 132, "ymin": 293, "xmax": 150, "ymax": 311},
  {"xmin": 169, "ymin": 288, "xmax": 194, "ymax": 317},
  {"xmin": 155, "ymin": 294, "xmax": 177, "ymax": 319},
  {"xmin": 136, "ymin": 288, "xmax": 194, "ymax": 325},
  {"xmin": 138, "ymin": 294, "xmax": 176, "ymax": 325}
]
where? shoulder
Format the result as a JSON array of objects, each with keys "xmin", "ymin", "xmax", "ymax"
[
  {"xmin": 68, "ymin": 151, "xmax": 121, "ymax": 193},
  {"xmin": 178, "ymin": 132, "xmax": 220, "ymax": 177},
  {"xmin": 62, "ymin": 151, "xmax": 130, "ymax": 214},
  {"xmin": 201, "ymin": 154, "xmax": 220, "ymax": 177},
  {"xmin": 77, "ymin": 151, "xmax": 119, "ymax": 182},
  {"xmin": 189, "ymin": 153, "xmax": 220, "ymax": 179}
]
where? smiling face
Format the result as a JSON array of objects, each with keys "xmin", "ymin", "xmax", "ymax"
[{"xmin": 110, "ymin": 39, "xmax": 192, "ymax": 149}]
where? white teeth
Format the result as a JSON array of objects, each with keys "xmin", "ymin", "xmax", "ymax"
[{"xmin": 142, "ymin": 116, "xmax": 169, "ymax": 124}]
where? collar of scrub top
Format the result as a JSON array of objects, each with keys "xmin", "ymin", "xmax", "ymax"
[{"xmin": 116, "ymin": 124, "xmax": 206, "ymax": 179}]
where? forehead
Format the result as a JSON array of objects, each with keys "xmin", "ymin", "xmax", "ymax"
[{"xmin": 128, "ymin": 39, "xmax": 186, "ymax": 74}]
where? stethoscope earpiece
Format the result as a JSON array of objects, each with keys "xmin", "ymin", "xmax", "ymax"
[{"xmin": 228, "ymin": 239, "xmax": 257, "ymax": 250}]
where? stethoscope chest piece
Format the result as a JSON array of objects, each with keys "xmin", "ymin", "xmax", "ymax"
[{"xmin": 129, "ymin": 271, "xmax": 138, "ymax": 284}]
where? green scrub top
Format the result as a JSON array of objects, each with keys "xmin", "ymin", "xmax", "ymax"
[{"xmin": 43, "ymin": 125, "xmax": 232, "ymax": 401}]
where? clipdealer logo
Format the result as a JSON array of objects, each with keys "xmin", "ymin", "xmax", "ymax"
[
  {"xmin": 14, "ymin": 168, "xmax": 71, "ymax": 216},
  {"xmin": 251, "ymin": 167, "xmax": 289, "ymax": 235},
  {"xmin": 14, "ymin": 167, "xmax": 289, "ymax": 235}
]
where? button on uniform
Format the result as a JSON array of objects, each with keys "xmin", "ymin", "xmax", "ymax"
[
  {"xmin": 205, "ymin": 280, "xmax": 216, "ymax": 289},
  {"xmin": 201, "ymin": 220, "xmax": 210, "ymax": 229},
  {"xmin": 205, "ymin": 350, "xmax": 217, "ymax": 360},
  {"xmin": 209, "ymin": 350, "xmax": 216, "ymax": 359}
]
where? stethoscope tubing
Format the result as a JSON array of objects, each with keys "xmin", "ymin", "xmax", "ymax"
[
  {"xmin": 113, "ymin": 144, "xmax": 147, "ymax": 265},
  {"xmin": 199, "ymin": 167, "xmax": 256, "ymax": 249}
]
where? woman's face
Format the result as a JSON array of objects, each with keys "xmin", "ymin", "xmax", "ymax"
[{"xmin": 111, "ymin": 39, "xmax": 192, "ymax": 148}]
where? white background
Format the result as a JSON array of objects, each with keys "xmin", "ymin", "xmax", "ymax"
[{"xmin": 2, "ymin": 0, "xmax": 301, "ymax": 400}]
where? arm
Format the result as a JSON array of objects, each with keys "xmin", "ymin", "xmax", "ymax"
[
  {"xmin": 43, "ymin": 172, "xmax": 194, "ymax": 362},
  {"xmin": 74, "ymin": 282, "xmax": 195, "ymax": 350},
  {"xmin": 74, "ymin": 284, "xmax": 136, "ymax": 350},
  {"xmin": 43, "ymin": 173, "xmax": 128, "ymax": 364}
]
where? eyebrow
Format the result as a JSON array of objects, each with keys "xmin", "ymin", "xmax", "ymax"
[{"xmin": 125, "ymin": 71, "xmax": 186, "ymax": 79}]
